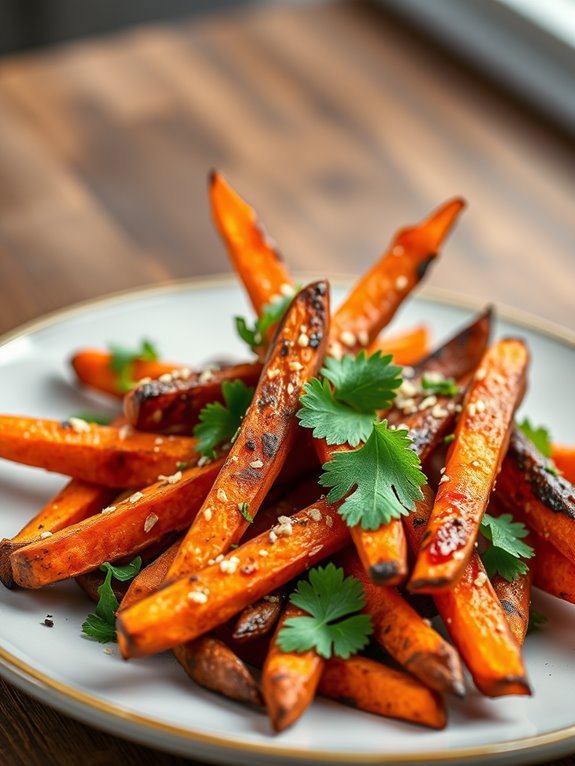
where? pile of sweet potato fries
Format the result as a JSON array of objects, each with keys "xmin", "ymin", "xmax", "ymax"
[{"xmin": 2, "ymin": 172, "xmax": 575, "ymax": 734}]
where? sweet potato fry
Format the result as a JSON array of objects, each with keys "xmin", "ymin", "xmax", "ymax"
[
  {"xmin": 496, "ymin": 428, "xmax": 575, "ymax": 565},
  {"xmin": 117, "ymin": 499, "xmax": 349, "ymax": 659},
  {"xmin": 552, "ymin": 444, "xmax": 575, "ymax": 484},
  {"xmin": 165, "ymin": 282, "xmax": 329, "ymax": 580},
  {"xmin": 491, "ymin": 569, "xmax": 532, "ymax": 647},
  {"xmin": 318, "ymin": 656, "xmax": 447, "ymax": 730},
  {"xmin": 0, "ymin": 416, "xmax": 200, "ymax": 488},
  {"xmin": 210, "ymin": 171, "xmax": 295, "ymax": 316},
  {"xmin": 118, "ymin": 539, "xmax": 180, "ymax": 610},
  {"xmin": 0, "ymin": 479, "xmax": 117, "ymax": 588},
  {"xmin": 263, "ymin": 604, "xmax": 324, "ymax": 731},
  {"xmin": 71, "ymin": 350, "xmax": 182, "ymax": 398},
  {"xmin": 9, "ymin": 460, "xmax": 223, "ymax": 588},
  {"xmin": 329, "ymin": 197, "xmax": 465, "ymax": 356},
  {"xmin": 404, "ymin": 485, "xmax": 530, "ymax": 697},
  {"xmin": 410, "ymin": 339, "xmax": 529, "ymax": 591},
  {"xmin": 339, "ymin": 549, "xmax": 464, "ymax": 696},
  {"xmin": 174, "ymin": 636, "xmax": 263, "ymax": 706},
  {"xmin": 123, "ymin": 362, "xmax": 262, "ymax": 434},
  {"xmin": 233, "ymin": 593, "xmax": 285, "ymax": 643},
  {"xmin": 370, "ymin": 325, "xmax": 430, "ymax": 366},
  {"xmin": 531, "ymin": 532, "xmax": 575, "ymax": 604}
]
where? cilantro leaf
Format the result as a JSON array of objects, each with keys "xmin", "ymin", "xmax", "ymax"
[
  {"xmin": 321, "ymin": 352, "xmax": 402, "ymax": 412},
  {"xmin": 193, "ymin": 379, "xmax": 254, "ymax": 457},
  {"xmin": 298, "ymin": 379, "xmax": 375, "ymax": 447},
  {"xmin": 527, "ymin": 608, "xmax": 548, "ymax": 634},
  {"xmin": 108, "ymin": 338, "xmax": 159, "ymax": 392},
  {"xmin": 82, "ymin": 557, "xmax": 142, "ymax": 643},
  {"xmin": 422, "ymin": 375, "xmax": 460, "ymax": 397},
  {"xmin": 235, "ymin": 289, "xmax": 297, "ymax": 351},
  {"xmin": 277, "ymin": 563, "xmax": 373, "ymax": 659},
  {"xmin": 518, "ymin": 418, "xmax": 552, "ymax": 459},
  {"xmin": 297, "ymin": 353, "xmax": 403, "ymax": 447},
  {"xmin": 479, "ymin": 513, "xmax": 534, "ymax": 581},
  {"xmin": 319, "ymin": 421, "xmax": 426, "ymax": 530}
]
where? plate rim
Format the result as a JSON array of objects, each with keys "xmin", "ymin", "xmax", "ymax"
[{"xmin": 1, "ymin": 273, "xmax": 575, "ymax": 765}]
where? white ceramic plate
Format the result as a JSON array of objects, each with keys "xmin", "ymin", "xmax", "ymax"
[{"xmin": 1, "ymin": 276, "xmax": 575, "ymax": 766}]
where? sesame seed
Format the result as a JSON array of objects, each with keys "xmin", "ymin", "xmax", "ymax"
[
  {"xmin": 101, "ymin": 505, "xmax": 116, "ymax": 514},
  {"xmin": 144, "ymin": 513, "xmax": 159, "ymax": 533},
  {"xmin": 217, "ymin": 488, "xmax": 228, "ymax": 502},
  {"xmin": 474, "ymin": 572, "xmax": 488, "ymax": 587},
  {"xmin": 306, "ymin": 507, "xmax": 323, "ymax": 522},
  {"xmin": 157, "ymin": 471, "xmax": 182, "ymax": 485},
  {"xmin": 40, "ymin": 531, "xmax": 53, "ymax": 539},
  {"xmin": 158, "ymin": 373, "xmax": 173, "ymax": 383},
  {"xmin": 137, "ymin": 377, "xmax": 152, "ymax": 385},
  {"xmin": 267, "ymin": 368, "xmax": 281, "ymax": 380},
  {"xmin": 220, "ymin": 556, "xmax": 240, "ymax": 574},
  {"xmin": 357, "ymin": 330, "xmax": 369, "ymax": 347},
  {"xmin": 467, "ymin": 403, "xmax": 477, "ymax": 417},
  {"xmin": 280, "ymin": 283, "xmax": 294, "ymax": 296},
  {"xmin": 325, "ymin": 516, "xmax": 334, "ymax": 528},
  {"xmin": 419, "ymin": 395, "xmax": 438, "ymax": 411},
  {"xmin": 471, "ymin": 460, "xmax": 480, "ymax": 467},
  {"xmin": 395, "ymin": 275, "xmax": 408, "ymax": 290},
  {"xmin": 154, "ymin": 437, "xmax": 164, "ymax": 445},
  {"xmin": 424, "ymin": 371, "xmax": 444, "ymax": 384},
  {"xmin": 300, "ymin": 325, "xmax": 308, "ymax": 333},
  {"xmin": 398, "ymin": 379, "xmax": 417, "ymax": 398},
  {"xmin": 328, "ymin": 341, "xmax": 343, "ymax": 360},
  {"xmin": 229, "ymin": 455, "xmax": 239, "ymax": 463},
  {"xmin": 269, "ymin": 530, "xmax": 278, "ymax": 544},
  {"xmin": 475, "ymin": 368, "xmax": 486, "ymax": 381},
  {"xmin": 250, "ymin": 459, "xmax": 264, "ymax": 469},
  {"xmin": 118, "ymin": 424, "xmax": 133, "ymax": 440},
  {"xmin": 197, "ymin": 455, "xmax": 210, "ymax": 467},
  {"xmin": 339, "ymin": 330, "xmax": 356, "ymax": 348},
  {"xmin": 297, "ymin": 333, "xmax": 309, "ymax": 348},
  {"xmin": 439, "ymin": 475, "xmax": 450, "ymax": 484},
  {"xmin": 188, "ymin": 591, "xmax": 208, "ymax": 604},
  {"xmin": 440, "ymin": 466, "xmax": 446, "ymax": 474},
  {"xmin": 431, "ymin": 405, "xmax": 449, "ymax": 418},
  {"xmin": 475, "ymin": 400, "xmax": 486, "ymax": 413},
  {"xmin": 453, "ymin": 551, "xmax": 465, "ymax": 560},
  {"xmin": 289, "ymin": 361, "xmax": 303, "ymax": 372},
  {"xmin": 423, "ymin": 618, "xmax": 432, "ymax": 627},
  {"xmin": 215, "ymin": 554, "xmax": 224, "ymax": 563},
  {"xmin": 68, "ymin": 417, "xmax": 91, "ymax": 434},
  {"xmin": 198, "ymin": 368, "xmax": 215, "ymax": 384},
  {"xmin": 203, "ymin": 507, "xmax": 213, "ymax": 521},
  {"xmin": 258, "ymin": 549, "xmax": 269, "ymax": 557},
  {"xmin": 103, "ymin": 648, "xmax": 114, "ymax": 655},
  {"xmin": 287, "ymin": 383, "xmax": 294, "ymax": 395},
  {"xmin": 129, "ymin": 492, "xmax": 144, "ymax": 503},
  {"xmin": 153, "ymin": 446, "xmax": 160, "ymax": 453}
]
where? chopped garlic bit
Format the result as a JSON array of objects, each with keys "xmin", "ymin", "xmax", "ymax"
[
  {"xmin": 157, "ymin": 471, "xmax": 182, "ymax": 485},
  {"xmin": 306, "ymin": 507, "xmax": 323, "ymax": 522},
  {"xmin": 439, "ymin": 475, "xmax": 450, "ymax": 484},
  {"xmin": 158, "ymin": 373, "xmax": 173, "ymax": 383},
  {"xmin": 325, "ymin": 516, "xmax": 334, "ymax": 528},
  {"xmin": 188, "ymin": 591, "xmax": 208, "ymax": 604},
  {"xmin": 101, "ymin": 505, "xmax": 116, "ymax": 515},
  {"xmin": 250, "ymin": 459, "xmax": 264, "ymax": 469},
  {"xmin": 129, "ymin": 491, "xmax": 144, "ymax": 503},
  {"xmin": 219, "ymin": 556, "xmax": 241, "ymax": 574},
  {"xmin": 339, "ymin": 330, "xmax": 356, "ymax": 348},
  {"xmin": 267, "ymin": 368, "xmax": 281, "ymax": 380},
  {"xmin": 289, "ymin": 361, "xmax": 303, "ymax": 372},
  {"xmin": 419, "ymin": 395, "xmax": 437, "ymax": 411},
  {"xmin": 287, "ymin": 382, "xmax": 294, "ymax": 395},
  {"xmin": 144, "ymin": 513, "xmax": 159, "ymax": 533},
  {"xmin": 198, "ymin": 368, "xmax": 215, "ymax": 384},
  {"xmin": 40, "ymin": 531, "xmax": 53, "ymax": 539},
  {"xmin": 217, "ymin": 488, "xmax": 228, "ymax": 502},
  {"xmin": 258, "ymin": 549, "xmax": 269, "ymax": 557},
  {"xmin": 475, "ymin": 368, "xmax": 486, "ymax": 381},
  {"xmin": 203, "ymin": 507, "xmax": 213, "ymax": 521},
  {"xmin": 269, "ymin": 515, "xmax": 293, "ymax": 543},
  {"xmin": 474, "ymin": 571, "xmax": 488, "ymax": 588}
]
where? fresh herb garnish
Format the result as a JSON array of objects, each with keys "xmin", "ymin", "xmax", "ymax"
[
  {"xmin": 318, "ymin": 421, "xmax": 426, "ymax": 530},
  {"xmin": 108, "ymin": 339, "xmax": 159, "ymax": 392},
  {"xmin": 518, "ymin": 418, "xmax": 552, "ymax": 459},
  {"xmin": 527, "ymin": 608, "xmax": 548, "ymax": 634},
  {"xmin": 69, "ymin": 411, "xmax": 114, "ymax": 426},
  {"xmin": 193, "ymin": 379, "xmax": 254, "ymax": 457},
  {"xmin": 479, "ymin": 513, "xmax": 534, "ymax": 582},
  {"xmin": 297, "ymin": 352, "xmax": 402, "ymax": 447},
  {"xmin": 443, "ymin": 433, "xmax": 455, "ymax": 445},
  {"xmin": 82, "ymin": 557, "xmax": 142, "ymax": 643},
  {"xmin": 235, "ymin": 289, "xmax": 297, "ymax": 351},
  {"xmin": 238, "ymin": 502, "xmax": 253, "ymax": 523},
  {"xmin": 277, "ymin": 563, "xmax": 373, "ymax": 659},
  {"xmin": 421, "ymin": 374, "xmax": 460, "ymax": 397}
]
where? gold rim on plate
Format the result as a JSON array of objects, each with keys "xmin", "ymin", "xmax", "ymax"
[{"xmin": 1, "ymin": 274, "xmax": 574, "ymax": 765}]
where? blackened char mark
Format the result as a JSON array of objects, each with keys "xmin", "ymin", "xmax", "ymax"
[
  {"xmin": 509, "ymin": 428, "xmax": 575, "ymax": 518},
  {"xmin": 416, "ymin": 253, "xmax": 436, "ymax": 281},
  {"xmin": 262, "ymin": 432, "xmax": 279, "ymax": 457}
]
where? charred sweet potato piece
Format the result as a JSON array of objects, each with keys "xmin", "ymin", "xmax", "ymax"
[
  {"xmin": 404, "ymin": 486, "xmax": 530, "ymax": 698},
  {"xmin": 123, "ymin": 362, "xmax": 262, "ymax": 435},
  {"xmin": 329, "ymin": 197, "xmax": 465, "ymax": 356},
  {"xmin": 339, "ymin": 549, "xmax": 464, "ymax": 696},
  {"xmin": 410, "ymin": 339, "xmax": 529, "ymax": 591},
  {"xmin": 319, "ymin": 656, "xmax": 447, "ymax": 730},
  {"xmin": 9, "ymin": 460, "xmax": 223, "ymax": 588},
  {"xmin": 531, "ymin": 532, "xmax": 575, "ymax": 604},
  {"xmin": 71, "ymin": 350, "xmax": 182, "ymax": 398},
  {"xmin": 174, "ymin": 635, "xmax": 263, "ymax": 706},
  {"xmin": 117, "ymin": 499, "xmax": 349, "ymax": 659},
  {"xmin": 233, "ymin": 593, "xmax": 285, "ymax": 643},
  {"xmin": 262, "ymin": 604, "xmax": 324, "ymax": 731},
  {"xmin": 0, "ymin": 416, "xmax": 199, "ymax": 488},
  {"xmin": 165, "ymin": 282, "xmax": 329, "ymax": 580},
  {"xmin": 497, "ymin": 428, "xmax": 575, "ymax": 565},
  {"xmin": 552, "ymin": 444, "xmax": 575, "ymax": 484}
]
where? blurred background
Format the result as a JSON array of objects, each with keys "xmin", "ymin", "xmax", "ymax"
[{"xmin": 0, "ymin": 0, "xmax": 573, "ymax": 339}]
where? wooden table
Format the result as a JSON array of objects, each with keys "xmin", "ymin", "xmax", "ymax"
[{"xmin": 0, "ymin": 1, "xmax": 573, "ymax": 763}]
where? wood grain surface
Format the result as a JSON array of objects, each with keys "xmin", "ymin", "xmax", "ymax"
[{"xmin": 0, "ymin": 1, "xmax": 574, "ymax": 764}]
